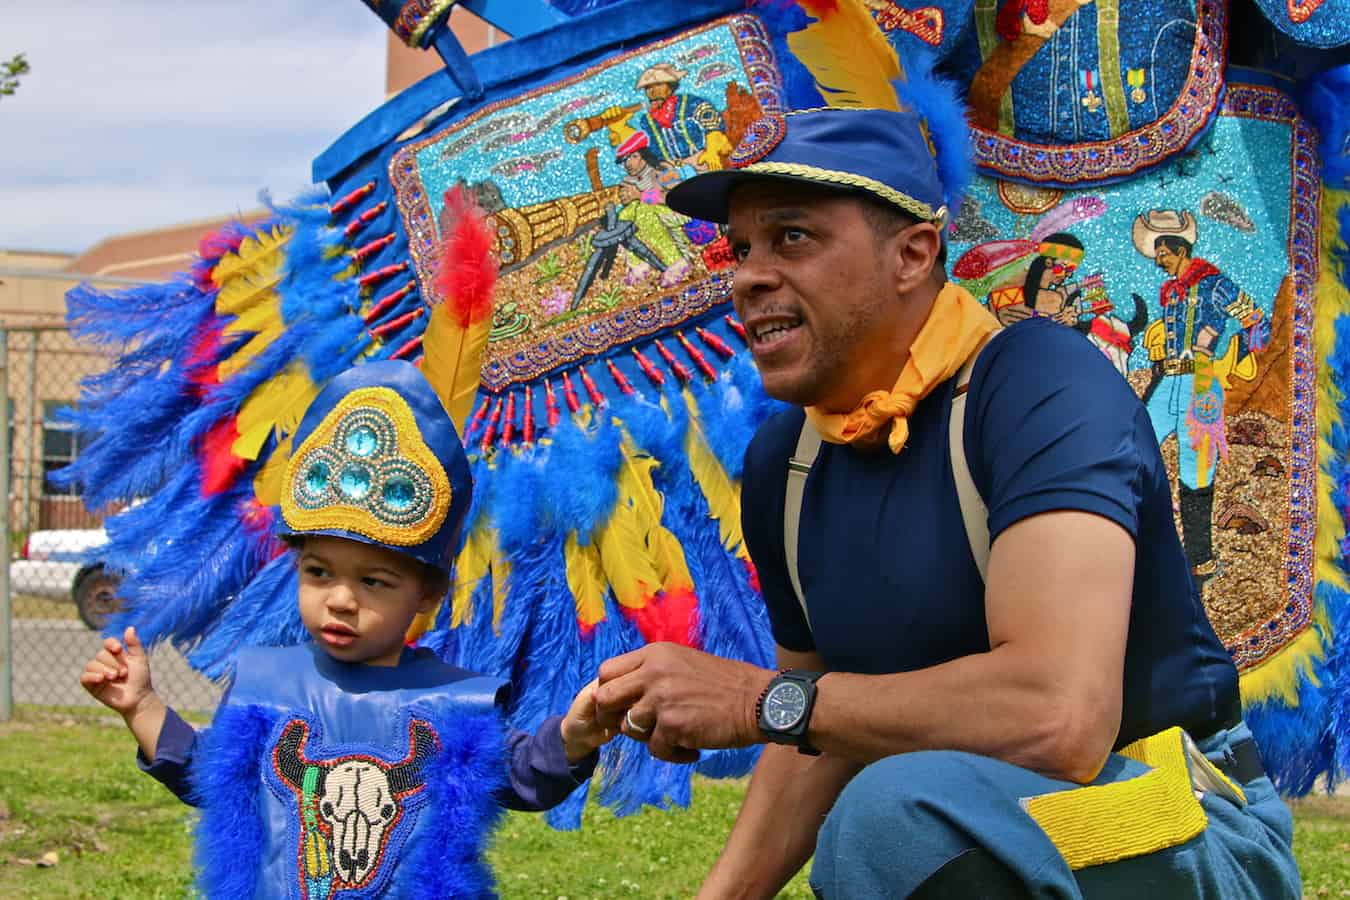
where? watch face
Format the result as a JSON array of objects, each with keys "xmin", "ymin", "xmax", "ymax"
[{"xmin": 763, "ymin": 681, "xmax": 808, "ymax": 731}]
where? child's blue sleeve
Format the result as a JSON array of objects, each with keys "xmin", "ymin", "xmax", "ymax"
[
  {"xmin": 136, "ymin": 706, "xmax": 202, "ymax": 807},
  {"xmin": 497, "ymin": 715, "xmax": 597, "ymax": 812}
]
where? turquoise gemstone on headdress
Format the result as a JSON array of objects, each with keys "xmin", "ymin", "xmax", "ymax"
[
  {"xmin": 339, "ymin": 465, "xmax": 372, "ymax": 500},
  {"xmin": 383, "ymin": 475, "xmax": 416, "ymax": 511},
  {"xmin": 288, "ymin": 401, "xmax": 439, "ymax": 530},
  {"xmin": 346, "ymin": 425, "xmax": 380, "ymax": 458},
  {"xmin": 305, "ymin": 461, "xmax": 331, "ymax": 495}
]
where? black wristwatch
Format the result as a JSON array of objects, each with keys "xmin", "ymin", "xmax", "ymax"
[{"xmin": 756, "ymin": 669, "xmax": 824, "ymax": 755}]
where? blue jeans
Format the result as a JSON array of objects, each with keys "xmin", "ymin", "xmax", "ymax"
[{"xmin": 809, "ymin": 722, "xmax": 1299, "ymax": 899}]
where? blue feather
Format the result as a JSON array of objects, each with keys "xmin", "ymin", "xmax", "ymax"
[
  {"xmin": 890, "ymin": 52, "xmax": 973, "ymax": 220},
  {"xmin": 1299, "ymin": 65, "xmax": 1350, "ymax": 188},
  {"xmin": 193, "ymin": 703, "xmax": 277, "ymax": 900},
  {"xmin": 750, "ymin": 0, "xmax": 828, "ymax": 111},
  {"xmin": 403, "ymin": 713, "xmax": 507, "ymax": 898},
  {"xmin": 186, "ymin": 551, "xmax": 306, "ymax": 680}
]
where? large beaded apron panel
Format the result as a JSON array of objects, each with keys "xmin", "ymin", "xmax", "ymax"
[{"xmin": 949, "ymin": 84, "xmax": 1318, "ymax": 674}]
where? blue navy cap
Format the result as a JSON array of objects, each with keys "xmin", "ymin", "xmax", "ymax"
[
  {"xmin": 280, "ymin": 359, "xmax": 473, "ymax": 575},
  {"xmin": 665, "ymin": 107, "xmax": 947, "ymax": 226},
  {"xmin": 360, "ymin": 0, "xmax": 458, "ymax": 48}
]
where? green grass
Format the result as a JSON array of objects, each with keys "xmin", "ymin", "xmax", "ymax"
[{"xmin": 0, "ymin": 706, "xmax": 1344, "ymax": 898}]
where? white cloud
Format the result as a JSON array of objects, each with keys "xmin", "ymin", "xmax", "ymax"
[{"xmin": 0, "ymin": 1, "xmax": 390, "ymax": 252}]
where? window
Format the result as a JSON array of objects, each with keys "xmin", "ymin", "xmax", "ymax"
[{"xmin": 42, "ymin": 400, "xmax": 86, "ymax": 497}]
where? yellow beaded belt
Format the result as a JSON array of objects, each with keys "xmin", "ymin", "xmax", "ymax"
[{"xmin": 1021, "ymin": 727, "xmax": 1251, "ymax": 870}]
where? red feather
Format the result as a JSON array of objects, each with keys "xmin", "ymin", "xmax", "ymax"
[
  {"xmin": 433, "ymin": 186, "xmax": 497, "ymax": 327},
  {"xmin": 199, "ymin": 417, "xmax": 246, "ymax": 496},
  {"xmin": 623, "ymin": 587, "xmax": 702, "ymax": 648}
]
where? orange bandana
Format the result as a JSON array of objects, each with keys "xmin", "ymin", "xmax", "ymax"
[{"xmin": 805, "ymin": 282, "xmax": 1001, "ymax": 454}]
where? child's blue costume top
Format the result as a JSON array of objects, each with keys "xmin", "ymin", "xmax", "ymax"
[{"xmin": 141, "ymin": 643, "xmax": 590, "ymax": 899}]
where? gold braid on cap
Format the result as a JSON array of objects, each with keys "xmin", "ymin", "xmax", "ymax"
[{"xmin": 734, "ymin": 161, "xmax": 947, "ymax": 225}]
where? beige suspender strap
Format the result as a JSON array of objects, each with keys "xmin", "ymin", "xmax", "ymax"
[
  {"xmin": 949, "ymin": 349, "xmax": 991, "ymax": 581},
  {"xmin": 784, "ymin": 421, "xmax": 822, "ymax": 628},
  {"xmin": 782, "ymin": 337, "xmax": 996, "ymax": 630}
]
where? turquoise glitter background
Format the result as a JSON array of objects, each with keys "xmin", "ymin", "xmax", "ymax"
[{"xmin": 950, "ymin": 113, "xmax": 1294, "ymax": 375}]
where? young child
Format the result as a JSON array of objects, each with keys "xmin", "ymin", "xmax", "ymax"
[{"xmin": 80, "ymin": 359, "xmax": 613, "ymax": 898}]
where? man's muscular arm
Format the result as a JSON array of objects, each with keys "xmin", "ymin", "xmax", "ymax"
[
  {"xmin": 597, "ymin": 508, "xmax": 1132, "ymax": 786},
  {"xmin": 696, "ymin": 648, "xmax": 861, "ymax": 900}
]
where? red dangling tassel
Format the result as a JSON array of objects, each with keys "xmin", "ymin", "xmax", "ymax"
[
  {"xmin": 363, "ymin": 281, "xmax": 416, "ymax": 324},
  {"xmin": 725, "ymin": 314, "xmax": 749, "ymax": 344},
  {"xmin": 501, "ymin": 393, "xmax": 517, "ymax": 445},
  {"xmin": 654, "ymin": 339, "xmax": 693, "ymax": 385},
  {"xmin": 677, "ymin": 332, "xmax": 717, "ymax": 381},
  {"xmin": 606, "ymin": 359, "xmax": 635, "ymax": 396},
  {"xmin": 545, "ymin": 378, "xmax": 561, "ymax": 428},
  {"xmin": 352, "ymin": 233, "xmax": 396, "ymax": 265},
  {"xmin": 344, "ymin": 201, "xmax": 389, "ymax": 240},
  {"xmin": 370, "ymin": 306, "xmax": 424, "ymax": 338},
  {"xmin": 480, "ymin": 397, "xmax": 504, "ymax": 451},
  {"xmin": 561, "ymin": 371, "xmax": 581, "ymax": 414},
  {"xmin": 330, "ymin": 180, "xmax": 375, "ymax": 217},
  {"xmin": 467, "ymin": 396, "xmax": 491, "ymax": 441},
  {"xmin": 579, "ymin": 365, "xmax": 606, "ymax": 407},
  {"xmin": 696, "ymin": 326, "xmax": 735, "ymax": 360},
  {"xmin": 358, "ymin": 261, "xmax": 409, "ymax": 290},
  {"xmin": 632, "ymin": 347, "xmax": 666, "ymax": 388},
  {"xmin": 390, "ymin": 335, "xmax": 423, "ymax": 359},
  {"xmin": 522, "ymin": 388, "xmax": 536, "ymax": 445}
]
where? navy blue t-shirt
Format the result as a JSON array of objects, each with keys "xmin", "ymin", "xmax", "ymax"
[{"xmin": 742, "ymin": 319, "xmax": 1240, "ymax": 749}]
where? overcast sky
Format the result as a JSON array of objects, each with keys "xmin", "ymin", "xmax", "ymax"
[{"xmin": 1, "ymin": 1, "xmax": 388, "ymax": 254}]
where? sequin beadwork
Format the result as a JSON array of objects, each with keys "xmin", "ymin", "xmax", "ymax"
[{"xmin": 282, "ymin": 387, "xmax": 452, "ymax": 546}]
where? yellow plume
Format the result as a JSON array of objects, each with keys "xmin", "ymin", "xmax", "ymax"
[
  {"xmin": 421, "ymin": 303, "xmax": 492, "ymax": 434},
  {"xmin": 565, "ymin": 534, "xmax": 608, "ymax": 627},
  {"xmin": 232, "ymin": 365, "xmax": 318, "ymax": 461},
  {"xmin": 787, "ymin": 0, "xmax": 901, "ymax": 110},
  {"xmin": 420, "ymin": 186, "xmax": 498, "ymax": 433},
  {"xmin": 682, "ymin": 392, "xmax": 748, "ymax": 558},
  {"xmin": 214, "ymin": 227, "xmax": 291, "ymax": 380},
  {"xmin": 597, "ymin": 487, "xmax": 663, "ymax": 609},
  {"xmin": 449, "ymin": 522, "xmax": 495, "ymax": 629}
]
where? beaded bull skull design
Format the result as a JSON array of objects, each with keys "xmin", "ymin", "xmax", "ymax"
[{"xmin": 271, "ymin": 717, "xmax": 440, "ymax": 896}]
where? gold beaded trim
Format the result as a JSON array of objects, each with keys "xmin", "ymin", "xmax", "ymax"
[
  {"xmin": 282, "ymin": 387, "xmax": 452, "ymax": 547},
  {"xmin": 399, "ymin": 0, "xmax": 459, "ymax": 47},
  {"xmin": 735, "ymin": 161, "xmax": 946, "ymax": 225}
]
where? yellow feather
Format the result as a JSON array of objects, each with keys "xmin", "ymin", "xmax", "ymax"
[
  {"xmin": 251, "ymin": 434, "xmax": 292, "ymax": 506},
  {"xmin": 421, "ymin": 300, "xmax": 492, "ymax": 435},
  {"xmin": 649, "ymin": 521, "xmax": 695, "ymax": 595},
  {"xmin": 212, "ymin": 227, "xmax": 289, "ymax": 314},
  {"xmin": 565, "ymin": 534, "xmax": 609, "ymax": 626},
  {"xmin": 681, "ymin": 393, "xmax": 747, "ymax": 556},
  {"xmin": 604, "ymin": 453, "xmax": 666, "ymax": 609},
  {"xmin": 232, "ymin": 365, "xmax": 318, "ymax": 461},
  {"xmin": 787, "ymin": 0, "xmax": 902, "ymax": 110},
  {"xmin": 449, "ymin": 523, "xmax": 494, "ymax": 629}
]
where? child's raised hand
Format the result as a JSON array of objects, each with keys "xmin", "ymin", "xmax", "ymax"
[
  {"xmin": 79, "ymin": 626, "xmax": 156, "ymax": 717},
  {"xmin": 560, "ymin": 677, "xmax": 617, "ymax": 763}
]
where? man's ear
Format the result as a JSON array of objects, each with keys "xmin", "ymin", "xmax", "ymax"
[{"xmin": 891, "ymin": 222, "xmax": 943, "ymax": 295}]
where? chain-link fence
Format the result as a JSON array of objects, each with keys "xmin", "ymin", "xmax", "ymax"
[{"xmin": 0, "ymin": 325, "xmax": 222, "ymax": 717}]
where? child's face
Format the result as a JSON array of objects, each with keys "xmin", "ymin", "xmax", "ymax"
[{"xmin": 295, "ymin": 536, "xmax": 438, "ymax": 667}]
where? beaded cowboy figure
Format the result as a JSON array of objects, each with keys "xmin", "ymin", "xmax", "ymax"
[{"xmin": 1134, "ymin": 210, "xmax": 1265, "ymax": 585}]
